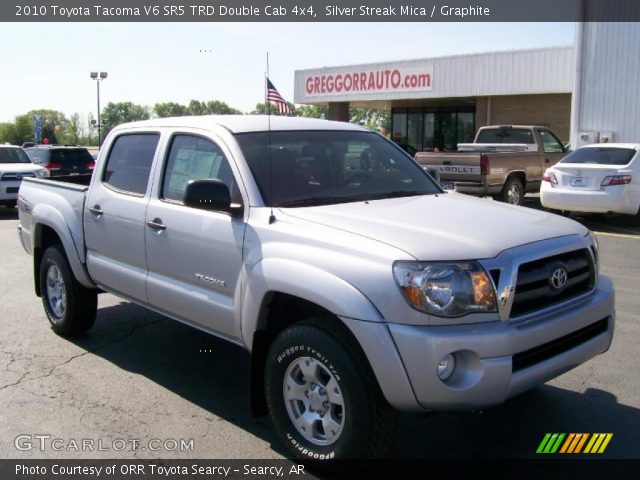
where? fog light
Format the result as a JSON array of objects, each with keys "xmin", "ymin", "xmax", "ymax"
[{"xmin": 437, "ymin": 354, "xmax": 456, "ymax": 381}]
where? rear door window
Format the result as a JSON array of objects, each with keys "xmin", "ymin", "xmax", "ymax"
[
  {"xmin": 560, "ymin": 148, "xmax": 637, "ymax": 166},
  {"xmin": 103, "ymin": 133, "xmax": 160, "ymax": 195}
]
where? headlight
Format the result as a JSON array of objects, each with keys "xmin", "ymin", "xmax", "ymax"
[{"xmin": 393, "ymin": 261, "xmax": 497, "ymax": 317}]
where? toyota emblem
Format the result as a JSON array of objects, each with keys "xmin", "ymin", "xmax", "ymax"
[{"xmin": 550, "ymin": 267, "xmax": 568, "ymax": 291}]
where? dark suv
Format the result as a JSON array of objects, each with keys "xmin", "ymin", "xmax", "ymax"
[{"xmin": 25, "ymin": 145, "xmax": 95, "ymax": 176}]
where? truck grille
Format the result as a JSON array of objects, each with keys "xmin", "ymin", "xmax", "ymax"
[
  {"xmin": 510, "ymin": 248, "xmax": 595, "ymax": 318},
  {"xmin": 0, "ymin": 172, "xmax": 35, "ymax": 181}
]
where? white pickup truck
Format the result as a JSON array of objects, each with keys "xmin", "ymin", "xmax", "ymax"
[{"xmin": 17, "ymin": 116, "xmax": 614, "ymax": 462}]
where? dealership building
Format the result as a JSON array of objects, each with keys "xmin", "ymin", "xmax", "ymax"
[{"xmin": 294, "ymin": 23, "xmax": 640, "ymax": 150}]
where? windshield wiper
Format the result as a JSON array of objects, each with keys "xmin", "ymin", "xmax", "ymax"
[
  {"xmin": 276, "ymin": 196, "xmax": 361, "ymax": 207},
  {"xmin": 367, "ymin": 190, "xmax": 428, "ymax": 200}
]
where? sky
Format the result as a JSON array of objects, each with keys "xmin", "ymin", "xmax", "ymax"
[{"xmin": 0, "ymin": 22, "xmax": 574, "ymax": 123}]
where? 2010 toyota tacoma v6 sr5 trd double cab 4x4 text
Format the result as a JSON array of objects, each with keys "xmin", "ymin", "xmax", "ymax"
[{"xmin": 17, "ymin": 116, "xmax": 614, "ymax": 462}]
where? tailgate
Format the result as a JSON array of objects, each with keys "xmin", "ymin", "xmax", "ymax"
[{"xmin": 414, "ymin": 152, "xmax": 482, "ymax": 182}]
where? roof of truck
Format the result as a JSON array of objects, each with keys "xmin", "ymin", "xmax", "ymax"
[{"xmin": 115, "ymin": 115, "xmax": 368, "ymax": 134}]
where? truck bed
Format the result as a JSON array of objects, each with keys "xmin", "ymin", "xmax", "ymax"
[{"xmin": 18, "ymin": 176, "xmax": 90, "ymax": 260}]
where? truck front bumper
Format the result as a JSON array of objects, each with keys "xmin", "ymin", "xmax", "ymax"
[{"xmin": 345, "ymin": 275, "xmax": 614, "ymax": 412}]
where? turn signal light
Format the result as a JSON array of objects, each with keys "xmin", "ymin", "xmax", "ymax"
[{"xmin": 601, "ymin": 175, "xmax": 631, "ymax": 186}]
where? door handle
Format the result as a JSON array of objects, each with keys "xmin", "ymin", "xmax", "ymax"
[
  {"xmin": 88, "ymin": 205, "xmax": 103, "ymax": 216},
  {"xmin": 146, "ymin": 218, "xmax": 166, "ymax": 231},
  {"xmin": 544, "ymin": 158, "xmax": 551, "ymax": 163}
]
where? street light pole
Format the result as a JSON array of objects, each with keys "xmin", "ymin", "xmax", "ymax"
[{"xmin": 90, "ymin": 71, "xmax": 108, "ymax": 147}]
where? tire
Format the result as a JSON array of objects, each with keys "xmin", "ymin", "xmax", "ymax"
[
  {"xmin": 496, "ymin": 177, "xmax": 525, "ymax": 205},
  {"xmin": 39, "ymin": 246, "xmax": 97, "ymax": 336},
  {"xmin": 265, "ymin": 318, "xmax": 396, "ymax": 463}
]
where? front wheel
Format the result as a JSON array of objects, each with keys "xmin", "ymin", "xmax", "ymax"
[
  {"xmin": 39, "ymin": 246, "xmax": 97, "ymax": 336},
  {"xmin": 265, "ymin": 319, "xmax": 396, "ymax": 462}
]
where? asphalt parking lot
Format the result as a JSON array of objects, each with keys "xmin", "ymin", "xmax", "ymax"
[{"xmin": 0, "ymin": 201, "xmax": 638, "ymax": 462}]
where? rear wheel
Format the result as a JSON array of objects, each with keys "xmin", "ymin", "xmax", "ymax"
[
  {"xmin": 39, "ymin": 246, "xmax": 97, "ymax": 336},
  {"xmin": 496, "ymin": 177, "xmax": 525, "ymax": 205},
  {"xmin": 265, "ymin": 318, "xmax": 396, "ymax": 463}
]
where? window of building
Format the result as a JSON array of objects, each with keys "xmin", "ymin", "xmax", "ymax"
[{"xmin": 391, "ymin": 106, "xmax": 475, "ymax": 152}]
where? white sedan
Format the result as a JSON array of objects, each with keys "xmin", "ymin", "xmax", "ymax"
[{"xmin": 540, "ymin": 143, "xmax": 640, "ymax": 215}]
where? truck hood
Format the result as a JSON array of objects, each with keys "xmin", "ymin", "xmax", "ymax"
[
  {"xmin": 279, "ymin": 193, "xmax": 588, "ymax": 260},
  {"xmin": 0, "ymin": 163, "xmax": 45, "ymax": 174}
]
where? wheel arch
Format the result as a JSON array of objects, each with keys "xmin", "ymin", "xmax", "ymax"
[
  {"xmin": 249, "ymin": 293, "xmax": 370, "ymax": 416},
  {"xmin": 32, "ymin": 220, "xmax": 93, "ymax": 296}
]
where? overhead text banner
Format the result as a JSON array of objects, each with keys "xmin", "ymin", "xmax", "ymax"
[{"xmin": 3, "ymin": 0, "xmax": 640, "ymax": 22}]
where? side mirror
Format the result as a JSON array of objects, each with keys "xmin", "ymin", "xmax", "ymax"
[{"xmin": 183, "ymin": 179, "xmax": 243, "ymax": 216}]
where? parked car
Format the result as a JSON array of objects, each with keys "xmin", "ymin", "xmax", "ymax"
[
  {"xmin": 541, "ymin": 144, "xmax": 640, "ymax": 215},
  {"xmin": 17, "ymin": 116, "xmax": 614, "ymax": 463},
  {"xmin": 25, "ymin": 145, "xmax": 95, "ymax": 176},
  {"xmin": 0, "ymin": 144, "xmax": 48, "ymax": 208},
  {"xmin": 414, "ymin": 125, "xmax": 568, "ymax": 205}
]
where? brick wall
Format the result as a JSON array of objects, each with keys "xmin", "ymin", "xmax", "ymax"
[{"xmin": 475, "ymin": 93, "xmax": 571, "ymax": 142}]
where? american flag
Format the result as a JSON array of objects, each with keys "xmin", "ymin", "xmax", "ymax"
[{"xmin": 267, "ymin": 78, "xmax": 293, "ymax": 115}]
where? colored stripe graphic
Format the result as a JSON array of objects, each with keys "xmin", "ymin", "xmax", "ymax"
[{"xmin": 537, "ymin": 433, "xmax": 613, "ymax": 454}]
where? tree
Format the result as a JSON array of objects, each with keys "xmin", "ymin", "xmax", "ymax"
[
  {"xmin": 100, "ymin": 102, "xmax": 150, "ymax": 141},
  {"xmin": 63, "ymin": 113, "xmax": 84, "ymax": 145},
  {"xmin": 349, "ymin": 108, "xmax": 390, "ymax": 132},
  {"xmin": 295, "ymin": 104, "xmax": 328, "ymax": 119},
  {"xmin": 187, "ymin": 100, "xmax": 206, "ymax": 116},
  {"xmin": 154, "ymin": 102, "xmax": 187, "ymax": 118},
  {"xmin": 203, "ymin": 100, "xmax": 241, "ymax": 115}
]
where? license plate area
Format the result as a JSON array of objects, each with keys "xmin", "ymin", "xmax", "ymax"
[
  {"xmin": 570, "ymin": 176, "xmax": 587, "ymax": 187},
  {"xmin": 440, "ymin": 181, "xmax": 455, "ymax": 191}
]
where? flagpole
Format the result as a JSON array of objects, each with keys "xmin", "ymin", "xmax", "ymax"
[{"xmin": 266, "ymin": 51, "xmax": 275, "ymax": 224}]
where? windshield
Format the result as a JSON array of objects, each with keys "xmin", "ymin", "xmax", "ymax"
[
  {"xmin": 235, "ymin": 130, "xmax": 441, "ymax": 207},
  {"xmin": 0, "ymin": 147, "xmax": 32, "ymax": 164},
  {"xmin": 560, "ymin": 147, "xmax": 637, "ymax": 166}
]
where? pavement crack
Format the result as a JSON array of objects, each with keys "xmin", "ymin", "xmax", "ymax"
[{"xmin": 0, "ymin": 318, "xmax": 166, "ymax": 392}]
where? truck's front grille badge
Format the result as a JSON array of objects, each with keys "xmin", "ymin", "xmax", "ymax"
[{"xmin": 511, "ymin": 248, "xmax": 595, "ymax": 317}]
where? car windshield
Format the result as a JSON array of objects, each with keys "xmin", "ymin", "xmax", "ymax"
[
  {"xmin": 235, "ymin": 130, "xmax": 441, "ymax": 207},
  {"xmin": 560, "ymin": 147, "xmax": 637, "ymax": 166},
  {"xmin": 0, "ymin": 147, "xmax": 31, "ymax": 164}
]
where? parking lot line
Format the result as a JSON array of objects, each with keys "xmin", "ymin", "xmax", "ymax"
[{"xmin": 593, "ymin": 231, "xmax": 640, "ymax": 240}]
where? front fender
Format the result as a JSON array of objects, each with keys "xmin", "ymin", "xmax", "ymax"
[
  {"xmin": 241, "ymin": 257, "xmax": 383, "ymax": 349},
  {"xmin": 31, "ymin": 204, "xmax": 94, "ymax": 289}
]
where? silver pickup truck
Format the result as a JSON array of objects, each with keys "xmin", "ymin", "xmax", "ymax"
[{"xmin": 17, "ymin": 116, "xmax": 614, "ymax": 462}]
